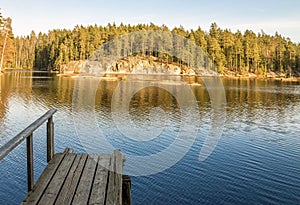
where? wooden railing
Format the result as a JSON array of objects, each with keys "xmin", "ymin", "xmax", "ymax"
[{"xmin": 0, "ymin": 108, "xmax": 57, "ymax": 191}]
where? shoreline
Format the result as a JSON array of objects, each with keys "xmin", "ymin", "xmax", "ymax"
[
  {"xmin": 223, "ymin": 76, "xmax": 300, "ymax": 82},
  {"xmin": 2, "ymin": 69, "xmax": 300, "ymax": 82},
  {"xmin": 57, "ymin": 72, "xmax": 300, "ymax": 82},
  {"xmin": 222, "ymin": 73, "xmax": 300, "ymax": 82}
]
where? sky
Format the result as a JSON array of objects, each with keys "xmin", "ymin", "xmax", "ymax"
[{"xmin": 1, "ymin": 0, "xmax": 300, "ymax": 42}]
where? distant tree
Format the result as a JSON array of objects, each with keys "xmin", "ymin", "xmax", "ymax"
[
  {"xmin": 207, "ymin": 23, "xmax": 225, "ymax": 72},
  {"xmin": 0, "ymin": 17, "xmax": 14, "ymax": 69},
  {"xmin": 233, "ymin": 31, "xmax": 244, "ymax": 73},
  {"xmin": 284, "ymin": 38, "xmax": 297, "ymax": 76},
  {"xmin": 220, "ymin": 29, "xmax": 234, "ymax": 69}
]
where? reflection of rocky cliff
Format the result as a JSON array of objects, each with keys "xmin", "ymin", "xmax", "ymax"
[{"xmin": 63, "ymin": 56, "xmax": 216, "ymax": 76}]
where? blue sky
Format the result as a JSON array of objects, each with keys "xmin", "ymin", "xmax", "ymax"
[{"xmin": 1, "ymin": 0, "xmax": 300, "ymax": 42}]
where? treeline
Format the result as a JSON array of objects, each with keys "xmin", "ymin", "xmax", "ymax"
[
  {"xmin": 1, "ymin": 8, "xmax": 300, "ymax": 75},
  {"xmin": 15, "ymin": 23, "xmax": 300, "ymax": 75},
  {"xmin": 0, "ymin": 10, "xmax": 14, "ymax": 70}
]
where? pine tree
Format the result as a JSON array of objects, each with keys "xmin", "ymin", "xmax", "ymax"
[
  {"xmin": 0, "ymin": 17, "xmax": 14, "ymax": 69},
  {"xmin": 233, "ymin": 31, "xmax": 244, "ymax": 73}
]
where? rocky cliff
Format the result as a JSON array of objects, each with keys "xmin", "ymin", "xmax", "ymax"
[{"xmin": 62, "ymin": 55, "xmax": 217, "ymax": 76}]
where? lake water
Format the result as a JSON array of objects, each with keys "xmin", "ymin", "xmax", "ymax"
[{"xmin": 0, "ymin": 71, "xmax": 300, "ymax": 204}]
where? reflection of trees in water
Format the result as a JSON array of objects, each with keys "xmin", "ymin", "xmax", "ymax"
[
  {"xmin": 0, "ymin": 73, "xmax": 299, "ymax": 127},
  {"xmin": 0, "ymin": 72, "xmax": 33, "ymax": 120},
  {"xmin": 223, "ymin": 78, "xmax": 300, "ymax": 125}
]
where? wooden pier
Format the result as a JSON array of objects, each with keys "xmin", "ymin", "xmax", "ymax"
[
  {"xmin": 0, "ymin": 109, "xmax": 131, "ymax": 205},
  {"xmin": 23, "ymin": 149, "xmax": 130, "ymax": 205}
]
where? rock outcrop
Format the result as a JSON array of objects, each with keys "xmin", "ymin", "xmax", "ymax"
[{"xmin": 62, "ymin": 55, "xmax": 218, "ymax": 76}]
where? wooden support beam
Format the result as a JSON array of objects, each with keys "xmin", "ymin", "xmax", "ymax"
[
  {"xmin": 122, "ymin": 175, "xmax": 132, "ymax": 205},
  {"xmin": 47, "ymin": 116, "xmax": 54, "ymax": 162},
  {"xmin": 26, "ymin": 133, "xmax": 34, "ymax": 192}
]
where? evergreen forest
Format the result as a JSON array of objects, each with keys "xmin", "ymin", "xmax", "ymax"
[{"xmin": 1, "ymin": 9, "xmax": 300, "ymax": 76}]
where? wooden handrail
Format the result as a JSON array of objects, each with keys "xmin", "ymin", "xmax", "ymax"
[{"xmin": 0, "ymin": 108, "xmax": 57, "ymax": 191}]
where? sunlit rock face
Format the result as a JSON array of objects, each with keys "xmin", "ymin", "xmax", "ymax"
[{"xmin": 64, "ymin": 55, "xmax": 217, "ymax": 76}]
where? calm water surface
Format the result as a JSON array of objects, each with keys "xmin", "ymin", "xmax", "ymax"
[{"xmin": 0, "ymin": 71, "xmax": 300, "ymax": 204}]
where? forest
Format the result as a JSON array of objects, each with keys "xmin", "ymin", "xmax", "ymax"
[{"xmin": 1, "ymin": 9, "xmax": 300, "ymax": 76}]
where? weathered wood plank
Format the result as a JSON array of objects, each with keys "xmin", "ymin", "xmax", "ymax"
[
  {"xmin": 22, "ymin": 153, "xmax": 65, "ymax": 205},
  {"xmin": 105, "ymin": 152, "xmax": 115, "ymax": 205},
  {"xmin": 72, "ymin": 155, "xmax": 98, "ymax": 204},
  {"xmin": 63, "ymin": 148, "xmax": 74, "ymax": 154},
  {"xmin": 38, "ymin": 153, "xmax": 76, "ymax": 205},
  {"xmin": 114, "ymin": 150, "xmax": 123, "ymax": 205},
  {"xmin": 55, "ymin": 154, "xmax": 87, "ymax": 205},
  {"xmin": 88, "ymin": 155, "xmax": 111, "ymax": 205},
  {"xmin": 106, "ymin": 150, "xmax": 123, "ymax": 205}
]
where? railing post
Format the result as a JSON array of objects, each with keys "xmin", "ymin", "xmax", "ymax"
[
  {"xmin": 47, "ymin": 116, "xmax": 54, "ymax": 162},
  {"xmin": 0, "ymin": 109, "xmax": 57, "ymax": 192},
  {"xmin": 122, "ymin": 175, "xmax": 132, "ymax": 205},
  {"xmin": 26, "ymin": 133, "xmax": 34, "ymax": 192}
]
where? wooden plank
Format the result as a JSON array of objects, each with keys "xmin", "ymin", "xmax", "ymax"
[
  {"xmin": 114, "ymin": 150, "xmax": 123, "ymax": 205},
  {"xmin": 105, "ymin": 152, "xmax": 115, "ymax": 205},
  {"xmin": 38, "ymin": 153, "xmax": 76, "ymax": 205},
  {"xmin": 22, "ymin": 153, "xmax": 65, "ymax": 205},
  {"xmin": 55, "ymin": 154, "xmax": 88, "ymax": 205},
  {"xmin": 63, "ymin": 148, "xmax": 74, "ymax": 154},
  {"xmin": 88, "ymin": 155, "xmax": 111, "ymax": 205},
  {"xmin": 106, "ymin": 151, "xmax": 123, "ymax": 205},
  {"xmin": 88, "ymin": 153, "xmax": 111, "ymax": 158},
  {"xmin": 72, "ymin": 155, "xmax": 98, "ymax": 204}
]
